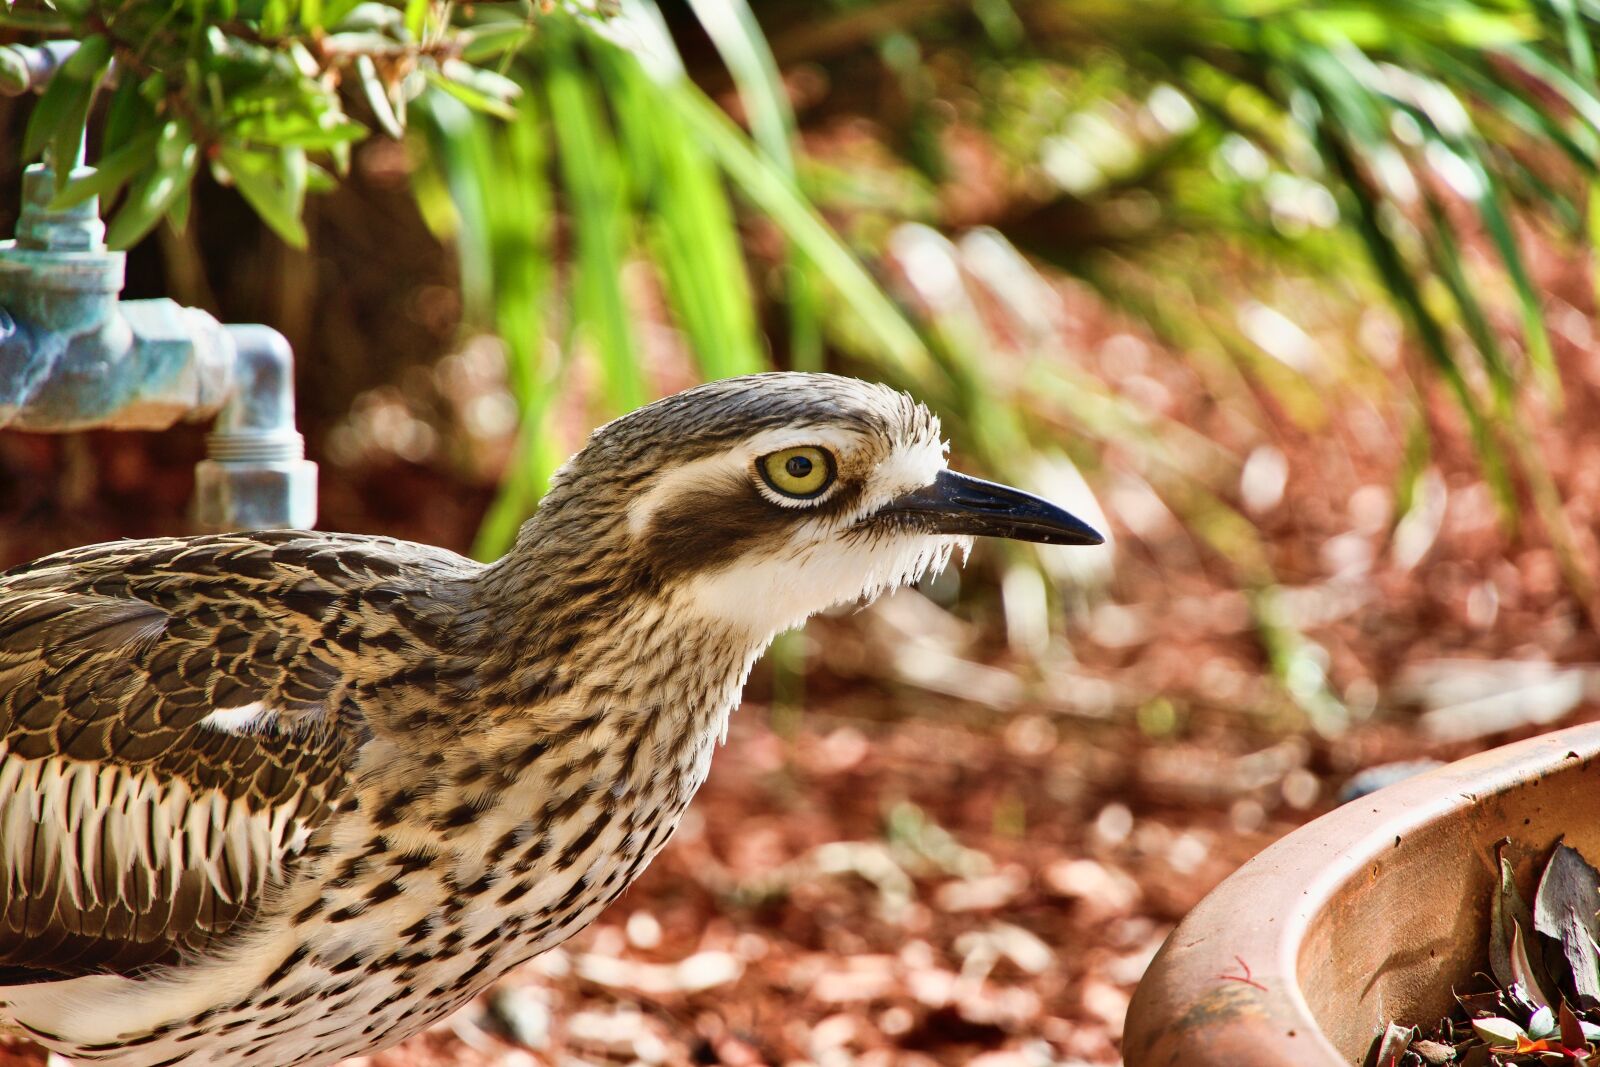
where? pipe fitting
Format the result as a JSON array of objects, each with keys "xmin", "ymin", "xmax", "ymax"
[
  {"xmin": 194, "ymin": 325, "xmax": 317, "ymax": 530},
  {"xmin": 1, "ymin": 160, "xmax": 319, "ymax": 530}
]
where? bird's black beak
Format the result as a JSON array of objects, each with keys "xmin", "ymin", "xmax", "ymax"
[{"xmin": 875, "ymin": 470, "xmax": 1105, "ymax": 546}]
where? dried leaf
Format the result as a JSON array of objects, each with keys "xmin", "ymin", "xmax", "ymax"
[
  {"xmin": 1534, "ymin": 843, "xmax": 1600, "ymax": 1008},
  {"xmin": 1513, "ymin": 920, "xmax": 1555, "ymax": 1010},
  {"xmin": 1411, "ymin": 1039, "xmax": 1456, "ymax": 1065},
  {"xmin": 1459, "ymin": 987, "xmax": 1509, "ymax": 1018},
  {"xmin": 1473, "ymin": 1015, "xmax": 1527, "ymax": 1046},
  {"xmin": 1494, "ymin": 846, "xmax": 1536, "ymax": 991},
  {"xmin": 1365, "ymin": 1021, "xmax": 1415, "ymax": 1067},
  {"xmin": 1561, "ymin": 1000, "xmax": 1587, "ymax": 1051}
]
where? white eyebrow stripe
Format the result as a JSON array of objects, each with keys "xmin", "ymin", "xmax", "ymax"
[{"xmin": 623, "ymin": 426, "xmax": 873, "ymax": 538}]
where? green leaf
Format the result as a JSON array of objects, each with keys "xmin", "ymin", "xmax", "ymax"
[
  {"xmin": 106, "ymin": 121, "xmax": 199, "ymax": 249},
  {"xmin": 1315, "ymin": 120, "xmax": 1517, "ymax": 520},
  {"xmin": 598, "ymin": 45, "xmax": 763, "ymax": 380},
  {"xmin": 47, "ymin": 127, "xmax": 161, "ymax": 210},
  {"xmin": 424, "ymin": 69, "xmax": 516, "ymax": 121},
  {"xmin": 1534, "ymin": 843, "xmax": 1600, "ymax": 1008},
  {"xmin": 304, "ymin": 161, "xmax": 337, "ymax": 193},
  {"xmin": 460, "ymin": 20, "xmax": 535, "ymax": 63},
  {"xmin": 230, "ymin": 108, "xmax": 368, "ymax": 149},
  {"xmin": 425, "ymin": 61, "xmax": 519, "ymax": 120},
  {"xmin": 672, "ymin": 83, "xmax": 936, "ymax": 381},
  {"xmin": 404, "ymin": 0, "xmax": 428, "ymax": 39},
  {"xmin": 1472, "ymin": 1015, "xmax": 1527, "ymax": 1047},
  {"xmin": 356, "ymin": 54, "xmax": 404, "ymax": 139},
  {"xmin": 167, "ymin": 187, "xmax": 192, "ymax": 234},
  {"xmin": 1464, "ymin": 155, "xmax": 1561, "ymax": 403},
  {"xmin": 415, "ymin": 87, "xmax": 557, "ymax": 558},
  {"xmin": 22, "ymin": 32, "xmax": 111, "ymax": 169},
  {"xmin": 101, "ymin": 76, "xmax": 154, "ymax": 155},
  {"xmin": 673, "ymin": 0, "xmax": 818, "ymax": 367},
  {"xmin": 217, "ymin": 144, "xmax": 310, "ymax": 248},
  {"xmin": 543, "ymin": 31, "xmax": 646, "ymax": 414}
]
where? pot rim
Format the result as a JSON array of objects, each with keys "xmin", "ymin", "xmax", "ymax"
[{"xmin": 1123, "ymin": 722, "xmax": 1600, "ymax": 1067}]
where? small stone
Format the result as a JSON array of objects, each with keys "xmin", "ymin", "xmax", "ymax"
[
  {"xmin": 1043, "ymin": 858, "xmax": 1140, "ymax": 918},
  {"xmin": 488, "ymin": 986, "xmax": 552, "ymax": 1051},
  {"xmin": 935, "ymin": 866, "xmax": 1028, "ymax": 912},
  {"xmin": 1080, "ymin": 979, "xmax": 1131, "ymax": 1037},
  {"xmin": 810, "ymin": 1012, "xmax": 859, "ymax": 1050},
  {"xmin": 625, "ymin": 910, "xmax": 662, "ymax": 949},
  {"xmin": 675, "ymin": 950, "xmax": 743, "ymax": 992},
  {"xmin": 1093, "ymin": 803, "xmax": 1134, "ymax": 846},
  {"xmin": 877, "ymin": 1006, "xmax": 914, "ymax": 1036}
]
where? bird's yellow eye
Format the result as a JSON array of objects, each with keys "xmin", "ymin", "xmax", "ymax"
[{"xmin": 759, "ymin": 446, "xmax": 835, "ymax": 499}]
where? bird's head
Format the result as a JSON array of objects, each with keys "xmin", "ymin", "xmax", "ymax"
[{"xmin": 529, "ymin": 373, "xmax": 1102, "ymax": 642}]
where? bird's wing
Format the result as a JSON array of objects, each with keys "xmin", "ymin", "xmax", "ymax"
[{"xmin": 0, "ymin": 530, "xmax": 478, "ymax": 981}]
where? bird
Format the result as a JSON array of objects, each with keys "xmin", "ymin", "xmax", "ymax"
[{"xmin": 0, "ymin": 372, "xmax": 1102, "ymax": 1066}]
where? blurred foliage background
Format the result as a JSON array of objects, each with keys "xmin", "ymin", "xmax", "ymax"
[
  {"xmin": 7, "ymin": 0, "xmax": 1600, "ymax": 737},
  {"xmin": 8, "ymin": 1, "xmax": 1600, "ymax": 1060}
]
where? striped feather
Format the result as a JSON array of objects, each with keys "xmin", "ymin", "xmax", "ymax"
[{"xmin": 0, "ymin": 530, "xmax": 480, "ymax": 980}]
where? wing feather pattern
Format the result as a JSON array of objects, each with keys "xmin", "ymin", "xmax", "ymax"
[{"xmin": 0, "ymin": 531, "xmax": 479, "ymax": 982}]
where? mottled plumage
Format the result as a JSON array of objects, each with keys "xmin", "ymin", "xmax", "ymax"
[{"xmin": 0, "ymin": 373, "xmax": 1100, "ymax": 1065}]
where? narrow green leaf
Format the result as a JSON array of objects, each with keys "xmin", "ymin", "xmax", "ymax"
[
  {"xmin": 22, "ymin": 32, "xmax": 110, "ymax": 166},
  {"xmin": 101, "ymin": 76, "xmax": 153, "ymax": 156},
  {"xmin": 20, "ymin": 80, "xmax": 76, "ymax": 160},
  {"xmin": 305, "ymin": 161, "xmax": 337, "ymax": 193},
  {"xmin": 1316, "ymin": 121, "xmax": 1517, "ymax": 519},
  {"xmin": 52, "ymin": 34, "xmax": 112, "ymax": 177},
  {"xmin": 356, "ymin": 55, "xmax": 405, "ymax": 139},
  {"xmin": 1461, "ymin": 150, "xmax": 1561, "ymax": 404},
  {"xmin": 48, "ymin": 127, "xmax": 161, "ymax": 210},
  {"xmin": 671, "ymin": 83, "xmax": 936, "ymax": 380},
  {"xmin": 58, "ymin": 31, "xmax": 110, "ymax": 79},
  {"xmin": 1500, "ymin": 42, "xmax": 1600, "ymax": 132},
  {"xmin": 106, "ymin": 122, "xmax": 199, "ymax": 249},
  {"xmin": 460, "ymin": 21, "xmax": 535, "ymax": 63},
  {"xmin": 424, "ymin": 68, "xmax": 517, "ymax": 121},
  {"xmin": 543, "ymin": 29, "xmax": 646, "ymax": 414},
  {"xmin": 404, "ymin": 0, "xmax": 429, "ymax": 39},
  {"xmin": 230, "ymin": 108, "xmax": 368, "ymax": 150},
  {"xmin": 673, "ymin": 0, "xmax": 818, "ymax": 368},
  {"xmin": 416, "ymin": 86, "xmax": 558, "ymax": 557},
  {"xmin": 1421, "ymin": 194, "xmax": 1514, "ymax": 410},
  {"xmin": 1412, "ymin": 41, "xmax": 1595, "ymax": 169},
  {"xmin": 167, "ymin": 187, "xmax": 192, "ymax": 234},
  {"xmin": 1589, "ymin": 179, "xmax": 1600, "ymax": 310},
  {"xmin": 217, "ymin": 144, "xmax": 310, "ymax": 248},
  {"xmin": 598, "ymin": 45, "xmax": 763, "ymax": 380}
]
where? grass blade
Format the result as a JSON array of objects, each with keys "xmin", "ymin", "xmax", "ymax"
[{"xmin": 543, "ymin": 26, "xmax": 647, "ymax": 416}]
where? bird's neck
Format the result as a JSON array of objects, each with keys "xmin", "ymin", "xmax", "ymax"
[{"xmin": 471, "ymin": 534, "xmax": 770, "ymax": 766}]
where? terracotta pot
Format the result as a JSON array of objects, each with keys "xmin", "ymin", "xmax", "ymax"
[{"xmin": 1123, "ymin": 723, "xmax": 1600, "ymax": 1067}]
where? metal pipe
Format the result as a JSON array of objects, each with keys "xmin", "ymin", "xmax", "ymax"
[
  {"xmin": 0, "ymin": 161, "xmax": 318, "ymax": 530},
  {"xmin": 194, "ymin": 325, "xmax": 317, "ymax": 530},
  {"xmin": 0, "ymin": 42, "xmax": 80, "ymax": 97}
]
